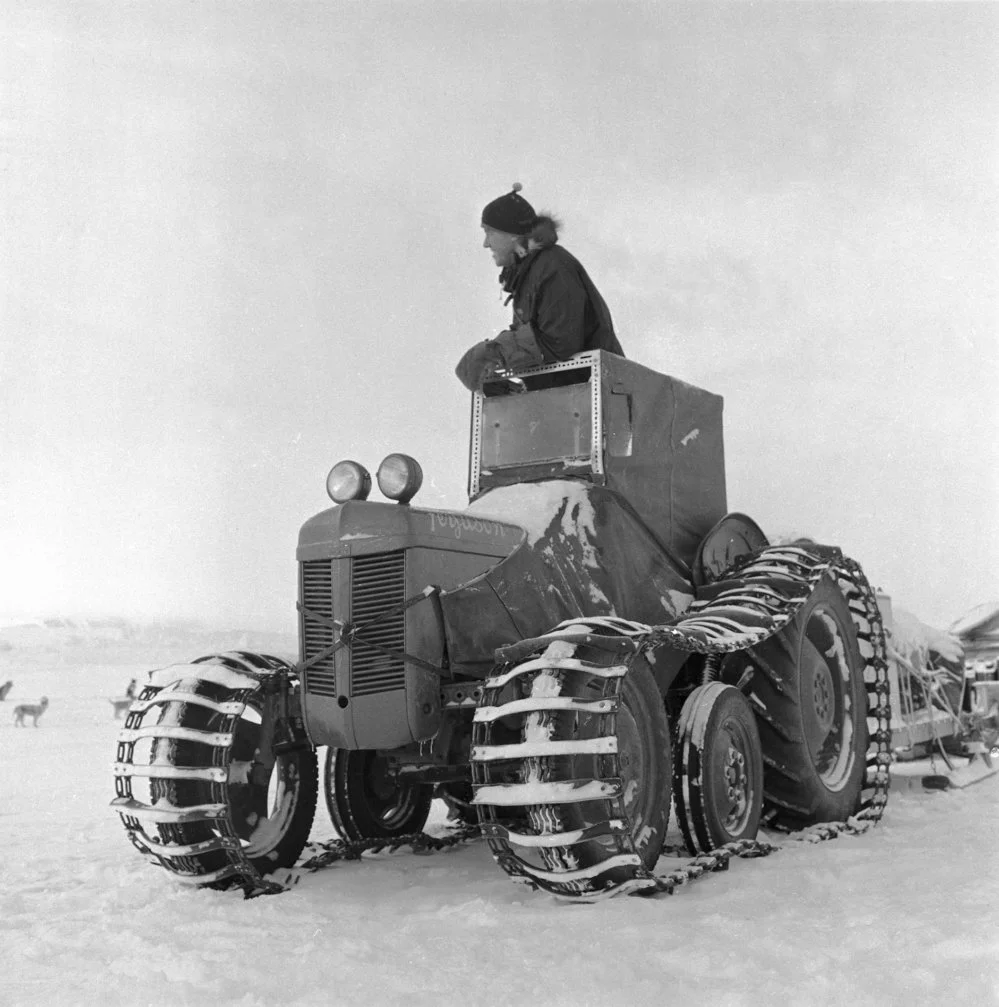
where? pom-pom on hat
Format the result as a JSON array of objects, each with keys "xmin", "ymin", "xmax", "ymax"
[{"xmin": 481, "ymin": 182, "xmax": 537, "ymax": 236}]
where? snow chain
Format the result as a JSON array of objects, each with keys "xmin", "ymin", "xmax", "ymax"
[
  {"xmin": 112, "ymin": 652, "xmax": 295, "ymax": 900},
  {"xmin": 291, "ymin": 824, "xmax": 484, "ymax": 878}
]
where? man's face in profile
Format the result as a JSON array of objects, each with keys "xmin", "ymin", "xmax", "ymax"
[{"xmin": 482, "ymin": 226, "xmax": 521, "ymax": 268}]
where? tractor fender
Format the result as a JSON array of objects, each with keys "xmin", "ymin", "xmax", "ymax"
[{"xmin": 691, "ymin": 512, "xmax": 770, "ymax": 589}]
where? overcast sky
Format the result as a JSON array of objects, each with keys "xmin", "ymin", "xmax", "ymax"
[{"xmin": 1, "ymin": 1, "xmax": 996, "ymax": 632}]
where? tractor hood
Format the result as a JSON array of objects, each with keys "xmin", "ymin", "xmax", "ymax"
[
  {"xmin": 297, "ymin": 500, "xmax": 525, "ymax": 562},
  {"xmin": 296, "ymin": 498, "xmax": 527, "ymax": 748},
  {"xmin": 297, "ymin": 483, "xmax": 698, "ymax": 675},
  {"xmin": 295, "ymin": 481, "xmax": 698, "ymax": 748}
]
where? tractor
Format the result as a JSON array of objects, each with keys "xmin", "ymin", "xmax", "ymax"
[{"xmin": 112, "ymin": 351, "xmax": 894, "ymax": 899}]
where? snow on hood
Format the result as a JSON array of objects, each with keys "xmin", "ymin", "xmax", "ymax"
[
  {"xmin": 463, "ymin": 479, "xmax": 608, "ymax": 604},
  {"xmin": 465, "ymin": 481, "xmax": 611, "ymax": 608},
  {"xmin": 889, "ymin": 607, "xmax": 964, "ymax": 665},
  {"xmin": 465, "ymin": 481, "xmax": 595, "ymax": 547}
]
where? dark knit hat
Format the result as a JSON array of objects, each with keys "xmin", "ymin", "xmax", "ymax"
[{"xmin": 481, "ymin": 183, "xmax": 537, "ymax": 235}]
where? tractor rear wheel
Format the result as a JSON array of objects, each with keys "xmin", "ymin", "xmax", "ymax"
[
  {"xmin": 673, "ymin": 682, "xmax": 764, "ymax": 854},
  {"xmin": 746, "ymin": 576, "xmax": 868, "ymax": 828},
  {"xmin": 324, "ymin": 748, "xmax": 433, "ymax": 841}
]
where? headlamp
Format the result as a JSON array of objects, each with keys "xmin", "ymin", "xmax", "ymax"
[
  {"xmin": 376, "ymin": 453, "xmax": 423, "ymax": 504},
  {"xmin": 326, "ymin": 460, "xmax": 372, "ymax": 504}
]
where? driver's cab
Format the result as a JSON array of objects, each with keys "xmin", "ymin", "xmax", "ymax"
[{"xmin": 468, "ymin": 350, "xmax": 728, "ymax": 566}]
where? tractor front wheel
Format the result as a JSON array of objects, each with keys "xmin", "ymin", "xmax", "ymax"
[
  {"xmin": 529, "ymin": 649, "xmax": 672, "ymax": 880},
  {"xmin": 116, "ymin": 653, "xmax": 319, "ymax": 887}
]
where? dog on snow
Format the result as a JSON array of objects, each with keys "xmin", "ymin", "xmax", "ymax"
[
  {"xmin": 110, "ymin": 697, "xmax": 134, "ymax": 718},
  {"xmin": 13, "ymin": 696, "xmax": 49, "ymax": 727}
]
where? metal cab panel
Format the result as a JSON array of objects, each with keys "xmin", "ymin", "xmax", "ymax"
[{"xmin": 468, "ymin": 350, "xmax": 727, "ymax": 567}]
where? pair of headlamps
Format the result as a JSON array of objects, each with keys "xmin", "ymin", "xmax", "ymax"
[{"xmin": 326, "ymin": 453, "xmax": 423, "ymax": 505}]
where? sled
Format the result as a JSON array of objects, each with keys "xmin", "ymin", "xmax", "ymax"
[
  {"xmin": 110, "ymin": 696, "xmax": 135, "ymax": 719},
  {"xmin": 890, "ymin": 752, "xmax": 996, "ymax": 791},
  {"xmin": 884, "ymin": 598, "xmax": 999, "ymax": 791}
]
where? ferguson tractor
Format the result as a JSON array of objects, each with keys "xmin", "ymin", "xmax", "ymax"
[{"xmin": 112, "ymin": 351, "xmax": 895, "ymax": 900}]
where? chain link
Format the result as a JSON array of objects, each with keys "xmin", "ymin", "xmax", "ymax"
[
  {"xmin": 257, "ymin": 812, "xmax": 878, "ymax": 901},
  {"xmin": 298, "ymin": 822, "xmax": 483, "ymax": 872},
  {"xmin": 241, "ymin": 823, "xmax": 484, "ymax": 895},
  {"xmin": 633, "ymin": 813, "xmax": 882, "ymax": 898}
]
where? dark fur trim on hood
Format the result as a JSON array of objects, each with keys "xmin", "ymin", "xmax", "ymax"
[
  {"xmin": 499, "ymin": 214, "xmax": 562, "ymax": 294},
  {"xmin": 526, "ymin": 214, "xmax": 559, "ymax": 248}
]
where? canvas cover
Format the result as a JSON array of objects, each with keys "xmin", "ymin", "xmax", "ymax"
[
  {"xmin": 440, "ymin": 480, "xmax": 696, "ymax": 673},
  {"xmin": 598, "ymin": 355, "xmax": 727, "ymax": 566}
]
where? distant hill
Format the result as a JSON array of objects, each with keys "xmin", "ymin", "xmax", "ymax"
[{"xmin": 0, "ymin": 617, "xmax": 297, "ymax": 666}]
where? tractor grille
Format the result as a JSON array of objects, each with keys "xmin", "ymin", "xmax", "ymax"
[
  {"xmin": 300, "ymin": 559, "xmax": 337, "ymax": 698},
  {"xmin": 299, "ymin": 551, "xmax": 408, "ymax": 700},
  {"xmin": 350, "ymin": 551, "xmax": 407, "ymax": 697}
]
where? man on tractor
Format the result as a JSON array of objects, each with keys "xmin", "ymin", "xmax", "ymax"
[{"xmin": 455, "ymin": 183, "xmax": 625, "ymax": 391}]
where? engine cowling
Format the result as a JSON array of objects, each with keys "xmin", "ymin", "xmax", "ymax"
[{"xmin": 297, "ymin": 500, "xmax": 522, "ymax": 750}]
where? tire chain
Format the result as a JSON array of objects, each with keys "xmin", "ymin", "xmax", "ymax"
[
  {"xmin": 292, "ymin": 823, "xmax": 484, "ymax": 875},
  {"xmin": 271, "ymin": 816, "xmax": 881, "ymax": 900},
  {"xmin": 113, "ymin": 652, "xmax": 301, "ymax": 898}
]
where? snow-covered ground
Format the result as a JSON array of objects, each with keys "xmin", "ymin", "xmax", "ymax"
[{"xmin": 3, "ymin": 642, "xmax": 998, "ymax": 1007}]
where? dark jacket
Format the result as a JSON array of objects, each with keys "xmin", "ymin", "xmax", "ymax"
[{"xmin": 501, "ymin": 218, "xmax": 624, "ymax": 363}]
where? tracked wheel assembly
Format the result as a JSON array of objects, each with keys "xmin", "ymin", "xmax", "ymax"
[
  {"xmin": 111, "ymin": 546, "xmax": 892, "ymax": 902},
  {"xmin": 471, "ymin": 617, "xmax": 666, "ymax": 900},
  {"xmin": 471, "ymin": 546, "xmax": 892, "ymax": 900},
  {"xmin": 112, "ymin": 651, "xmax": 317, "ymax": 893}
]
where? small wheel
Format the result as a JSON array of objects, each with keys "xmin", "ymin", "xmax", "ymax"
[
  {"xmin": 324, "ymin": 748, "xmax": 433, "ymax": 841},
  {"xmin": 673, "ymin": 683, "xmax": 764, "ymax": 854}
]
